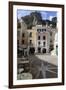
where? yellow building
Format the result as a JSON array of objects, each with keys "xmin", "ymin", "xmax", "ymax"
[
  {"xmin": 17, "ymin": 19, "xmax": 57, "ymax": 55},
  {"xmin": 27, "ymin": 29, "xmax": 36, "ymax": 47}
]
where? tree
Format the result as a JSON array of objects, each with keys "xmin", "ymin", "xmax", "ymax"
[{"xmin": 51, "ymin": 17, "xmax": 57, "ymax": 28}]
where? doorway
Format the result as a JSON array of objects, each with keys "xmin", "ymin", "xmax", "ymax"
[
  {"xmin": 38, "ymin": 47, "xmax": 41, "ymax": 53},
  {"xmin": 42, "ymin": 48, "xmax": 46, "ymax": 53}
]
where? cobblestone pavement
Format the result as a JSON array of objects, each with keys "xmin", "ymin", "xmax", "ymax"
[
  {"xmin": 17, "ymin": 54, "xmax": 58, "ymax": 80},
  {"xmin": 35, "ymin": 54, "xmax": 58, "ymax": 65}
]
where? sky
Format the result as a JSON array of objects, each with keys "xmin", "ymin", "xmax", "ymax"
[{"xmin": 17, "ymin": 9, "xmax": 57, "ymax": 21}]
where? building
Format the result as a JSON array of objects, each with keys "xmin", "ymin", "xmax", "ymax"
[
  {"xmin": 54, "ymin": 33, "xmax": 58, "ymax": 55},
  {"xmin": 51, "ymin": 32, "xmax": 58, "ymax": 55},
  {"xmin": 17, "ymin": 19, "xmax": 57, "ymax": 55},
  {"xmin": 17, "ymin": 19, "xmax": 28, "ymax": 56},
  {"xmin": 31, "ymin": 25, "xmax": 57, "ymax": 53}
]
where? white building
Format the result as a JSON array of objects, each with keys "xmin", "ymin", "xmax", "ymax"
[
  {"xmin": 17, "ymin": 19, "xmax": 57, "ymax": 55},
  {"xmin": 54, "ymin": 33, "xmax": 58, "ymax": 55},
  {"xmin": 51, "ymin": 32, "xmax": 58, "ymax": 55},
  {"xmin": 32, "ymin": 25, "xmax": 57, "ymax": 54}
]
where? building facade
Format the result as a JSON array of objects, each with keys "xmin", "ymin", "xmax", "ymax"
[
  {"xmin": 17, "ymin": 19, "xmax": 57, "ymax": 55},
  {"xmin": 31, "ymin": 25, "xmax": 57, "ymax": 54}
]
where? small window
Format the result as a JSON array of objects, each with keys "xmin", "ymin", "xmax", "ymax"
[
  {"xmin": 50, "ymin": 40, "xmax": 52, "ymax": 43},
  {"xmin": 22, "ymin": 33, "xmax": 25, "ymax": 37},
  {"xmin": 44, "ymin": 29, "xmax": 46, "ymax": 31},
  {"xmin": 43, "ymin": 42, "xmax": 45, "ymax": 47},
  {"xmin": 43, "ymin": 36, "xmax": 46, "ymax": 40},
  {"xmin": 42, "ymin": 29, "xmax": 46, "ymax": 32},
  {"xmin": 37, "ymin": 29, "xmax": 40, "ymax": 32},
  {"xmin": 38, "ymin": 41, "xmax": 40, "ymax": 45},
  {"xmin": 22, "ymin": 40, "xmax": 24, "ymax": 44},
  {"xmin": 42, "ymin": 29, "xmax": 43, "ymax": 32},
  {"xmin": 38, "ymin": 36, "xmax": 40, "ymax": 40},
  {"xmin": 40, "ymin": 29, "xmax": 41, "ymax": 32},
  {"xmin": 29, "ymin": 40, "xmax": 32, "ymax": 44},
  {"xmin": 29, "ymin": 32, "xmax": 32, "ymax": 37},
  {"xmin": 38, "ymin": 47, "xmax": 41, "ymax": 53}
]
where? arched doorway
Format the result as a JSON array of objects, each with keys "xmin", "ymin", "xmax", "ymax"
[
  {"xmin": 38, "ymin": 47, "xmax": 41, "ymax": 53},
  {"xmin": 29, "ymin": 47, "xmax": 35, "ymax": 54},
  {"xmin": 42, "ymin": 48, "xmax": 46, "ymax": 53}
]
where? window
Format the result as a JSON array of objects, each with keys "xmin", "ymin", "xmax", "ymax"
[
  {"xmin": 50, "ymin": 40, "xmax": 52, "ymax": 43},
  {"xmin": 38, "ymin": 36, "xmax": 40, "ymax": 40},
  {"xmin": 22, "ymin": 33, "xmax": 25, "ymax": 37},
  {"xmin": 29, "ymin": 40, "xmax": 32, "ymax": 44},
  {"xmin": 43, "ymin": 36, "xmax": 46, "ymax": 40},
  {"xmin": 22, "ymin": 40, "xmax": 24, "ymax": 44},
  {"xmin": 37, "ymin": 29, "xmax": 41, "ymax": 32},
  {"xmin": 29, "ymin": 32, "xmax": 32, "ymax": 37},
  {"xmin": 42, "ymin": 48, "xmax": 46, "ymax": 53},
  {"xmin": 38, "ymin": 41, "xmax": 40, "ymax": 45},
  {"xmin": 42, "ymin": 29, "xmax": 43, "ymax": 32},
  {"xmin": 44, "ymin": 29, "xmax": 46, "ymax": 31},
  {"xmin": 42, "ymin": 29, "xmax": 46, "ymax": 32},
  {"xmin": 43, "ymin": 42, "xmax": 45, "ymax": 47},
  {"xmin": 38, "ymin": 47, "xmax": 41, "ymax": 53}
]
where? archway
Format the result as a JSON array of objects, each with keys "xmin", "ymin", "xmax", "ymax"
[
  {"xmin": 42, "ymin": 48, "xmax": 46, "ymax": 53},
  {"xmin": 38, "ymin": 47, "xmax": 41, "ymax": 53}
]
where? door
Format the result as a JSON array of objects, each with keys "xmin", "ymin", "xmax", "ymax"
[
  {"xmin": 38, "ymin": 47, "xmax": 41, "ymax": 53},
  {"xmin": 42, "ymin": 48, "xmax": 46, "ymax": 53}
]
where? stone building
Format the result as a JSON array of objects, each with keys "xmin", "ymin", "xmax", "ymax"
[
  {"xmin": 31, "ymin": 25, "xmax": 57, "ymax": 53},
  {"xmin": 17, "ymin": 19, "xmax": 57, "ymax": 55}
]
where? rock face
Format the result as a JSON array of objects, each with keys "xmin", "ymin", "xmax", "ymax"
[
  {"xmin": 21, "ymin": 11, "xmax": 42, "ymax": 29},
  {"xmin": 17, "ymin": 11, "xmax": 57, "ymax": 29},
  {"xmin": 32, "ymin": 15, "xmax": 38, "ymax": 26}
]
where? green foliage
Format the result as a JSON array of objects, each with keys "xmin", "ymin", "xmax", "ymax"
[{"xmin": 51, "ymin": 17, "xmax": 57, "ymax": 28}]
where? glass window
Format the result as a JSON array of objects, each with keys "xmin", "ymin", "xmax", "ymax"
[
  {"xmin": 29, "ymin": 32, "xmax": 32, "ymax": 37},
  {"xmin": 43, "ymin": 36, "xmax": 46, "ymax": 40},
  {"xmin": 44, "ymin": 29, "xmax": 46, "ymax": 31},
  {"xmin": 38, "ymin": 47, "xmax": 41, "ymax": 53},
  {"xmin": 38, "ymin": 36, "xmax": 40, "ymax": 40},
  {"xmin": 29, "ymin": 40, "xmax": 32, "ymax": 44},
  {"xmin": 22, "ymin": 33, "xmax": 25, "ymax": 37},
  {"xmin": 43, "ymin": 42, "xmax": 45, "ymax": 47},
  {"xmin": 42, "ymin": 29, "xmax": 46, "ymax": 32},
  {"xmin": 38, "ymin": 41, "xmax": 40, "ymax": 45},
  {"xmin": 50, "ymin": 40, "xmax": 52, "ymax": 43},
  {"xmin": 37, "ymin": 29, "xmax": 41, "ymax": 32},
  {"xmin": 42, "ymin": 29, "xmax": 43, "ymax": 32}
]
